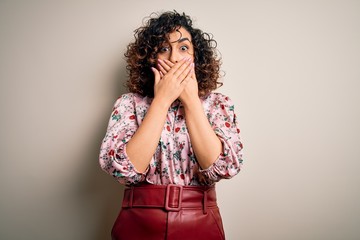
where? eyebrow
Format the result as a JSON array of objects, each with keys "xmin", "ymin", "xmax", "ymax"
[
  {"xmin": 178, "ymin": 37, "xmax": 191, "ymax": 43},
  {"xmin": 169, "ymin": 37, "xmax": 192, "ymax": 44}
]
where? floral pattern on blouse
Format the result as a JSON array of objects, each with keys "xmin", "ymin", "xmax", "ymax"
[{"xmin": 99, "ymin": 92, "xmax": 243, "ymax": 186}]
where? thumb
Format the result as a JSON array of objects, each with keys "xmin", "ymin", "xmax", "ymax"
[{"xmin": 152, "ymin": 67, "xmax": 160, "ymax": 85}]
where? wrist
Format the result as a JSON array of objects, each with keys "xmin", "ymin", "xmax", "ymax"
[
  {"xmin": 152, "ymin": 96, "xmax": 172, "ymax": 111},
  {"xmin": 182, "ymin": 96, "xmax": 201, "ymax": 110}
]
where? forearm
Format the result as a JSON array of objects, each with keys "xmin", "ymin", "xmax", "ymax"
[
  {"xmin": 183, "ymin": 97, "xmax": 222, "ymax": 169},
  {"xmin": 126, "ymin": 98, "xmax": 169, "ymax": 172}
]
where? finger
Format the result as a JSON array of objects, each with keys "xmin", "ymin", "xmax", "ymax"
[
  {"xmin": 151, "ymin": 67, "xmax": 161, "ymax": 85},
  {"xmin": 191, "ymin": 63, "xmax": 196, "ymax": 79},
  {"xmin": 181, "ymin": 63, "xmax": 194, "ymax": 83},
  {"xmin": 157, "ymin": 62, "xmax": 167, "ymax": 75},
  {"xmin": 158, "ymin": 59, "xmax": 171, "ymax": 72},
  {"xmin": 166, "ymin": 57, "xmax": 189, "ymax": 75},
  {"xmin": 160, "ymin": 71, "xmax": 164, "ymax": 79},
  {"xmin": 179, "ymin": 72, "xmax": 192, "ymax": 91},
  {"xmin": 175, "ymin": 61, "xmax": 193, "ymax": 82},
  {"xmin": 173, "ymin": 58, "xmax": 192, "ymax": 79},
  {"xmin": 163, "ymin": 59, "xmax": 175, "ymax": 68}
]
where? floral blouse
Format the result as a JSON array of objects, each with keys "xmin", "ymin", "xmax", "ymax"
[{"xmin": 99, "ymin": 92, "xmax": 243, "ymax": 186}]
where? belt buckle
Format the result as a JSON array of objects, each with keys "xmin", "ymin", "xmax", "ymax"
[{"xmin": 165, "ymin": 184, "xmax": 183, "ymax": 211}]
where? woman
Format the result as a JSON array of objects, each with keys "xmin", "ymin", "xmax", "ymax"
[{"xmin": 99, "ymin": 10, "xmax": 243, "ymax": 240}]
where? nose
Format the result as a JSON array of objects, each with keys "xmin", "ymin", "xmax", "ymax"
[{"xmin": 169, "ymin": 49, "xmax": 181, "ymax": 63}]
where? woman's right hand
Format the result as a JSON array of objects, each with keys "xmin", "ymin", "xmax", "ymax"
[{"xmin": 152, "ymin": 57, "xmax": 193, "ymax": 107}]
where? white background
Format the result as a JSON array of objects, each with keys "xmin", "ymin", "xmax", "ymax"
[{"xmin": 1, "ymin": 0, "xmax": 359, "ymax": 239}]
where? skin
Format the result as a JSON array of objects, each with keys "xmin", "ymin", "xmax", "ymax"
[{"xmin": 126, "ymin": 27, "xmax": 222, "ymax": 173}]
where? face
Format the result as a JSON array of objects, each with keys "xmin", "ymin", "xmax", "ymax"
[{"xmin": 157, "ymin": 27, "xmax": 194, "ymax": 63}]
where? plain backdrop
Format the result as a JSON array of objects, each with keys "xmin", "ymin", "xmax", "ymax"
[{"xmin": 1, "ymin": 1, "xmax": 359, "ymax": 239}]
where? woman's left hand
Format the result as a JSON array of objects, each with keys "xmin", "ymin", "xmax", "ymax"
[{"xmin": 158, "ymin": 59, "xmax": 199, "ymax": 105}]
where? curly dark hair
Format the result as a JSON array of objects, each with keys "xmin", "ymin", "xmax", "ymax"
[{"xmin": 124, "ymin": 10, "xmax": 222, "ymax": 98}]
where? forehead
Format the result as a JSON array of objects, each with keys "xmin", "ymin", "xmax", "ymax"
[{"xmin": 166, "ymin": 27, "xmax": 192, "ymax": 43}]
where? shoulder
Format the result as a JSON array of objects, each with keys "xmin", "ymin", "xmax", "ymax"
[
  {"xmin": 113, "ymin": 92, "xmax": 149, "ymax": 107},
  {"xmin": 201, "ymin": 92, "xmax": 236, "ymax": 119},
  {"xmin": 202, "ymin": 92, "xmax": 234, "ymax": 107},
  {"xmin": 115, "ymin": 92, "xmax": 141, "ymax": 102}
]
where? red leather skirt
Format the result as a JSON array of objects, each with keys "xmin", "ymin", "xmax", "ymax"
[{"xmin": 111, "ymin": 183, "xmax": 225, "ymax": 240}]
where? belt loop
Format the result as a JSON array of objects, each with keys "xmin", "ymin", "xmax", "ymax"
[
  {"xmin": 129, "ymin": 186, "xmax": 134, "ymax": 208},
  {"xmin": 203, "ymin": 190, "xmax": 208, "ymax": 214}
]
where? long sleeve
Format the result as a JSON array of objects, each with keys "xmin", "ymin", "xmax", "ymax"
[
  {"xmin": 198, "ymin": 93, "xmax": 244, "ymax": 183},
  {"xmin": 99, "ymin": 92, "xmax": 243, "ymax": 186},
  {"xmin": 99, "ymin": 93, "xmax": 148, "ymax": 185}
]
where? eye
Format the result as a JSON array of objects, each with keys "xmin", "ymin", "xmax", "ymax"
[
  {"xmin": 180, "ymin": 45, "xmax": 189, "ymax": 51},
  {"xmin": 159, "ymin": 46, "xmax": 170, "ymax": 53}
]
